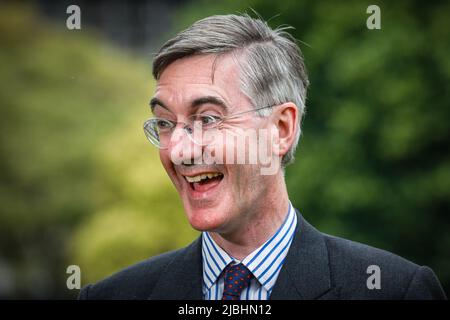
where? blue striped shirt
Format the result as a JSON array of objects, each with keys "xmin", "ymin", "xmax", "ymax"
[{"xmin": 201, "ymin": 202, "xmax": 297, "ymax": 300}]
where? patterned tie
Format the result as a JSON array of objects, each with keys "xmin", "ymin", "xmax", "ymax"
[{"xmin": 222, "ymin": 263, "xmax": 253, "ymax": 300}]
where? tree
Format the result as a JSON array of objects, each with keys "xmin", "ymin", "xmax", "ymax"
[{"xmin": 0, "ymin": 3, "xmax": 197, "ymax": 298}]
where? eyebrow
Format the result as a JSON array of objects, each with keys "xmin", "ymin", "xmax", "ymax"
[
  {"xmin": 149, "ymin": 96, "xmax": 229, "ymax": 113},
  {"xmin": 149, "ymin": 97, "xmax": 169, "ymax": 113},
  {"xmin": 191, "ymin": 96, "xmax": 228, "ymax": 110}
]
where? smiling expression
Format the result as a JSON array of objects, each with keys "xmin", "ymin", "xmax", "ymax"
[{"xmin": 152, "ymin": 54, "xmax": 279, "ymax": 234}]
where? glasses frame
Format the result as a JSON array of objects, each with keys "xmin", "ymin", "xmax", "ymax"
[{"xmin": 143, "ymin": 105, "xmax": 275, "ymax": 149}]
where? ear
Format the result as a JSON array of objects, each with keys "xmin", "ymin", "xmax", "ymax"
[{"xmin": 272, "ymin": 102, "xmax": 299, "ymax": 158}]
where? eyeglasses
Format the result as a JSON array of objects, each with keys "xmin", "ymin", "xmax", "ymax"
[{"xmin": 143, "ymin": 105, "xmax": 274, "ymax": 149}]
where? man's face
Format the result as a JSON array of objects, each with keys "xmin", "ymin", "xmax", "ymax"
[{"xmin": 152, "ymin": 54, "xmax": 278, "ymax": 234}]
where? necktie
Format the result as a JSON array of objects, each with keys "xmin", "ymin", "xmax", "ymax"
[{"xmin": 222, "ymin": 263, "xmax": 253, "ymax": 300}]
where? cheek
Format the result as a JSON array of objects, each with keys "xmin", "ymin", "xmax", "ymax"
[
  {"xmin": 203, "ymin": 131, "xmax": 232, "ymax": 165},
  {"xmin": 159, "ymin": 150, "xmax": 177, "ymax": 179},
  {"xmin": 159, "ymin": 149, "xmax": 170, "ymax": 167}
]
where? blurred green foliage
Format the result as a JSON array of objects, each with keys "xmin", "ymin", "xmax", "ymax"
[
  {"xmin": 0, "ymin": 3, "xmax": 197, "ymax": 298},
  {"xmin": 173, "ymin": 0, "xmax": 450, "ymax": 295},
  {"xmin": 0, "ymin": 0, "xmax": 449, "ymax": 298}
]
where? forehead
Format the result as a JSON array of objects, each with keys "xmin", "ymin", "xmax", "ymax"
[{"xmin": 154, "ymin": 54, "xmax": 246, "ymax": 112}]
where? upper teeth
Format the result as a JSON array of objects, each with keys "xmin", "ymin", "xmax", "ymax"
[{"xmin": 185, "ymin": 173, "xmax": 222, "ymax": 183}]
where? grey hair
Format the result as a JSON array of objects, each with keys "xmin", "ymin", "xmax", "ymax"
[{"xmin": 153, "ymin": 14, "xmax": 309, "ymax": 167}]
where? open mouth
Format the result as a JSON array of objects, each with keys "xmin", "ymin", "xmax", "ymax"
[{"xmin": 184, "ymin": 172, "xmax": 224, "ymax": 193}]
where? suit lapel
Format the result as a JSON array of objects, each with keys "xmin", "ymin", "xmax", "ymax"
[
  {"xmin": 148, "ymin": 237, "xmax": 203, "ymax": 300},
  {"xmin": 270, "ymin": 210, "xmax": 337, "ymax": 300}
]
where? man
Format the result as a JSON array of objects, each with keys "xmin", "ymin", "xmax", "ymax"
[{"xmin": 79, "ymin": 14, "xmax": 446, "ymax": 300}]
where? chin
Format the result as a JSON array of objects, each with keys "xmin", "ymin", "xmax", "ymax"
[{"xmin": 183, "ymin": 200, "xmax": 229, "ymax": 232}]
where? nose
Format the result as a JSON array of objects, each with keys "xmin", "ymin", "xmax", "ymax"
[{"xmin": 168, "ymin": 126, "xmax": 203, "ymax": 165}]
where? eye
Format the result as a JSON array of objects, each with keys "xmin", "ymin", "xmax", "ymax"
[
  {"xmin": 197, "ymin": 115, "xmax": 221, "ymax": 127},
  {"xmin": 155, "ymin": 119, "xmax": 174, "ymax": 131}
]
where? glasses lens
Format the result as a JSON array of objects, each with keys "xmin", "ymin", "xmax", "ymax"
[
  {"xmin": 187, "ymin": 114, "xmax": 220, "ymax": 146},
  {"xmin": 143, "ymin": 120, "xmax": 160, "ymax": 148},
  {"xmin": 144, "ymin": 116, "xmax": 221, "ymax": 148}
]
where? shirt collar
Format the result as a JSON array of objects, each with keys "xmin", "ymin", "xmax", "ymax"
[{"xmin": 201, "ymin": 201, "xmax": 297, "ymax": 292}]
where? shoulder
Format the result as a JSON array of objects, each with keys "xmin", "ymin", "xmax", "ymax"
[
  {"xmin": 322, "ymin": 233, "xmax": 446, "ymax": 299},
  {"xmin": 78, "ymin": 247, "xmax": 185, "ymax": 300}
]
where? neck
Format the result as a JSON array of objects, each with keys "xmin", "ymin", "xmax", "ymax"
[{"xmin": 209, "ymin": 173, "xmax": 290, "ymax": 261}]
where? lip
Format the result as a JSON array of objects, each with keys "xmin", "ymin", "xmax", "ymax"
[{"xmin": 179, "ymin": 170, "xmax": 224, "ymax": 200}]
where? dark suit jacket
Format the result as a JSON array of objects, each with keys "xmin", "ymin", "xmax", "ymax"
[{"xmin": 78, "ymin": 211, "xmax": 446, "ymax": 299}]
